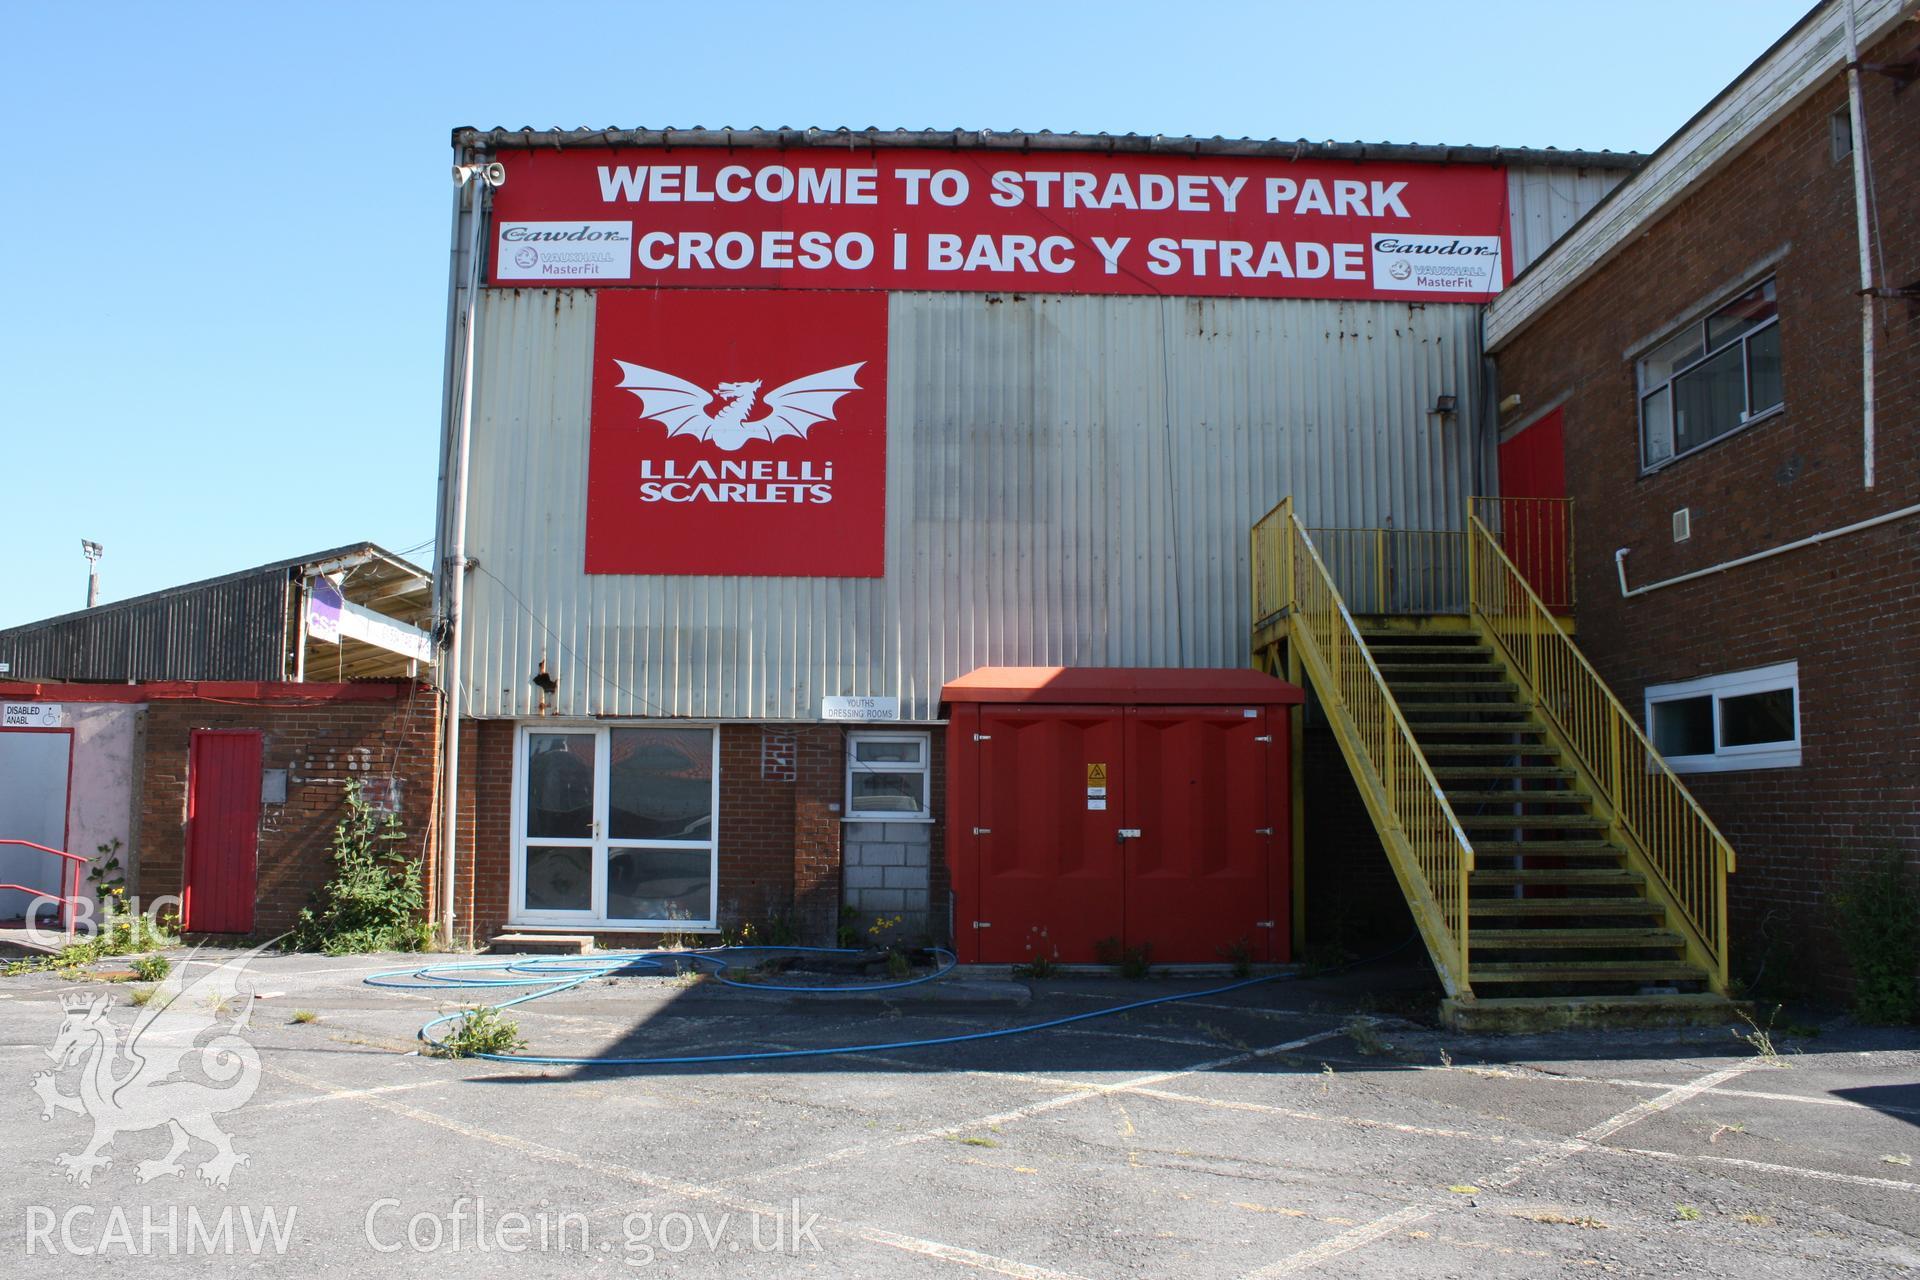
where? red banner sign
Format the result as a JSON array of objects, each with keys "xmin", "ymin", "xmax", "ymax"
[
  {"xmin": 491, "ymin": 148, "xmax": 1510, "ymax": 302},
  {"xmin": 585, "ymin": 290, "xmax": 887, "ymax": 577}
]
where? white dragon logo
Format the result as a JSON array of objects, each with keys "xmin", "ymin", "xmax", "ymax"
[
  {"xmin": 613, "ymin": 360, "xmax": 865, "ymax": 452},
  {"xmin": 31, "ymin": 946, "xmax": 266, "ymax": 1188}
]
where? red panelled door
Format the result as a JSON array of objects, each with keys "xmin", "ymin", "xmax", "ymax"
[
  {"xmin": 964, "ymin": 705, "xmax": 1283, "ymax": 964},
  {"xmin": 183, "ymin": 730, "xmax": 263, "ymax": 934},
  {"xmin": 973, "ymin": 707, "xmax": 1127, "ymax": 964},
  {"xmin": 1496, "ymin": 408, "xmax": 1572, "ymax": 609},
  {"xmin": 1124, "ymin": 708, "xmax": 1276, "ymax": 963}
]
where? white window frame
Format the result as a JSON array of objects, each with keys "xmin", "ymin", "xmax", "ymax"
[
  {"xmin": 844, "ymin": 730, "xmax": 932, "ymax": 822},
  {"xmin": 1636, "ymin": 275, "xmax": 1783, "ymax": 472},
  {"xmin": 509, "ymin": 722, "xmax": 720, "ymax": 929},
  {"xmin": 1644, "ymin": 661, "xmax": 1801, "ymax": 774}
]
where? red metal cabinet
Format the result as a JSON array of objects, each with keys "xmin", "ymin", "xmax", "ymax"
[{"xmin": 944, "ymin": 668, "xmax": 1303, "ymax": 966}]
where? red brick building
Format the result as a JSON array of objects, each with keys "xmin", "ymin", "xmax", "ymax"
[{"xmin": 1485, "ymin": 3, "xmax": 1919, "ymax": 995}]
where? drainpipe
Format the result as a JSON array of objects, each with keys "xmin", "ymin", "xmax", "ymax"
[
  {"xmin": 1843, "ymin": 0, "xmax": 1876, "ymax": 488},
  {"xmin": 439, "ymin": 157, "xmax": 499, "ymax": 943}
]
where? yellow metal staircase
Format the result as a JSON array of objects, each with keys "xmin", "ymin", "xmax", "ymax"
[{"xmin": 1252, "ymin": 498, "xmax": 1739, "ymax": 1030}]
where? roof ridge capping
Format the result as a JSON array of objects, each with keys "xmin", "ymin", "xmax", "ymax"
[
  {"xmin": 1485, "ymin": 0, "xmax": 1914, "ymax": 350},
  {"xmin": 448, "ymin": 126, "xmax": 1644, "ymax": 172}
]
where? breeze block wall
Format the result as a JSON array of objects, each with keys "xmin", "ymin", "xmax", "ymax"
[
  {"xmin": 138, "ymin": 682, "xmax": 442, "ymax": 939},
  {"xmin": 1490, "ymin": 29, "xmax": 1920, "ymax": 1000}
]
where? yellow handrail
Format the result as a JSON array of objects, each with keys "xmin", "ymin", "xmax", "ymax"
[
  {"xmin": 1286, "ymin": 511, "xmax": 1476, "ymax": 994},
  {"xmin": 1466, "ymin": 513, "xmax": 1735, "ymax": 991}
]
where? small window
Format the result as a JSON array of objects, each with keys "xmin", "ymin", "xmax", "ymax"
[
  {"xmin": 845, "ymin": 731, "xmax": 931, "ymax": 820},
  {"xmin": 1831, "ymin": 106, "xmax": 1853, "ymax": 163},
  {"xmin": 1645, "ymin": 662, "xmax": 1800, "ymax": 773},
  {"xmin": 1637, "ymin": 277, "xmax": 1783, "ymax": 469}
]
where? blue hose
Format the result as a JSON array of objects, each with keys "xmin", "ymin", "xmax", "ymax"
[{"xmin": 369, "ymin": 943, "xmax": 1376, "ymax": 1068}]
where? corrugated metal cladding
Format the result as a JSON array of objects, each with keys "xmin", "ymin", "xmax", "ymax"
[
  {"xmin": 0, "ymin": 570, "xmax": 289, "ymax": 682},
  {"xmin": 462, "ymin": 288, "xmax": 1483, "ymax": 722},
  {"xmin": 1506, "ymin": 165, "xmax": 1630, "ymax": 278}
]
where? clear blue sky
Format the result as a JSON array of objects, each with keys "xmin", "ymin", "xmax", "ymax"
[{"xmin": 0, "ymin": 0, "xmax": 1812, "ymax": 628}]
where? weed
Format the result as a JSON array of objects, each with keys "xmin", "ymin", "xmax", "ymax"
[
  {"xmin": 835, "ymin": 906, "xmax": 862, "ymax": 950},
  {"xmin": 1095, "ymin": 936, "xmax": 1152, "ymax": 980},
  {"xmin": 1218, "ymin": 937, "xmax": 1253, "ymax": 979},
  {"xmin": 1318, "ymin": 1063, "xmax": 1335, "ymax": 1095},
  {"xmin": 1834, "ymin": 849, "xmax": 1919, "ymax": 1024},
  {"xmin": 1015, "ymin": 926, "xmax": 1059, "ymax": 978},
  {"xmin": 130, "ymin": 953, "xmax": 171, "ymax": 983},
  {"xmin": 868, "ymin": 914, "xmax": 903, "ymax": 944},
  {"xmin": 953, "ymin": 1135, "xmax": 999, "ymax": 1148},
  {"xmin": 127, "ymin": 985, "xmax": 160, "ymax": 1007},
  {"xmin": 1438, "ymin": 1047, "xmax": 1453, "ymax": 1069},
  {"xmin": 1674, "ymin": 1204, "xmax": 1702, "ymax": 1222},
  {"xmin": 288, "ymin": 780, "xmax": 429, "ymax": 955},
  {"xmin": 1521, "ymin": 1211, "xmax": 1605, "ymax": 1228},
  {"xmin": 1733, "ymin": 1006, "xmax": 1790, "ymax": 1066},
  {"xmin": 1198, "ymin": 1021, "xmax": 1251, "ymax": 1052},
  {"xmin": 290, "ymin": 1009, "xmax": 319, "ymax": 1025},
  {"xmin": 1342, "ymin": 1015, "xmax": 1386, "ymax": 1056},
  {"xmin": 1884, "ymin": 1154, "xmax": 1913, "ymax": 1167},
  {"xmin": 203, "ymin": 991, "xmax": 238, "ymax": 1017},
  {"xmin": 1445, "ymin": 1185, "xmax": 1479, "ymax": 1195},
  {"xmin": 1709, "ymin": 1123, "xmax": 1746, "ymax": 1144},
  {"xmin": 433, "ymin": 1006, "xmax": 526, "ymax": 1058},
  {"xmin": 1737, "ymin": 1213, "xmax": 1775, "ymax": 1227},
  {"xmin": 885, "ymin": 950, "xmax": 911, "ymax": 980}
]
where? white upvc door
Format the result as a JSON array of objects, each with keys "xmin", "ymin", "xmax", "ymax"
[{"xmin": 511, "ymin": 724, "xmax": 718, "ymax": 929}]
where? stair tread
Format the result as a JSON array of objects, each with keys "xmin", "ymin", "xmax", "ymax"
[
  {"xmin": 1458, "ymin": 813, "xmax": 1606, "ymax": 828},
  {"xmin": 1472, "ymin": 842, "xmax": 1624, "ymax": 856},
  {"xmin": 1421, "ymin": 744, "xmax": 1561, "ymax": 756},
  {"xmin": 1432, "ymin": 766, "xmax": 1577, "ymax": 778},
  {"xmin": 1470, "ymin": 928, "xmax": 1684, "ymax": 948},
  {"xmin": 1470, "ymin": 898, "xmax": 1664, "ymax": 916},
  {"xmin": 1473, "ymin": 868, "xmax": 1642, "ymax": 884},
  {"xmin": 1375, "ymin": 662, "xmax": 1500, "ymax": 672},
  {"xmin": 1471, "ymin": 961, "xmax": 1706, "ymax": 979},
  {"xmin": 1388, "ymin": 681, "xmax": 1519, "ymax": 691},
  {"xmin": 1399, "ymin": 702, "xmax": 1533, "ymax": 713},
  {"xmin": 1411, "ymin": 722, "xmax": 1550, "ymax": 733},
  {"xmin": 1443, "ymin": 789, "xmax": 1585, "ymax": 803}
]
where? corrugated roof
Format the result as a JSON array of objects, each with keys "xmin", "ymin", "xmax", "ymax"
[
  {"xmin": 0, "ymin": 542, "xmax": 426, "ymax": 638},
  {"xmin": 452, "ymin": 126, "xmax": 1644, "ymax": 171}
]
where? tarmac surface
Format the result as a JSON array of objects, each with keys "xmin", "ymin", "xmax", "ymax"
[{"xmin": 1, "ymin": 947, "xmax": 1916, "ymax": 1277}]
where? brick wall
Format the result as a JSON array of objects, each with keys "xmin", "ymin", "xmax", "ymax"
[
  {"xmin": 137, "ymin": 683, "xmax": 441, "ymax": 938},
  {"xmin": 1490, "ymin": 27, "xmax": 1920, "ymax": 997}
]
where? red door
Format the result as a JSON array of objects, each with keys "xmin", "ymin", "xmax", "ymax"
[
  {"xmin": 1495, "ymin": 408, "xmax": 1572, "ymax": 609},
  {"xmin": 971, "ymin": 706, "xmax": 1125, "ymax": 964},
  {"xmin": 183, "ymin": 730, "xmax": 262, "ymax": 934},
  {"xmin": 1123, "ymin": 708, "xmax": 1276, "ymax": 962}
]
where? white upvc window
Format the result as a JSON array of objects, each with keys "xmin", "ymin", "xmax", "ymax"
[
  {"xmin": 1637, "ymin": 276, "xmax": 1783, "ymax": 470},
  {"xmin": 845, "ymin": 731, "xmax": 931, "ymax": 820},
  {"xmin": 1645, "ymin": 661, "xmax": 1800, "ymax": 773},
  {"xmin": 510, "ymin": 724, "xmax": 719, "ymax": 929}
]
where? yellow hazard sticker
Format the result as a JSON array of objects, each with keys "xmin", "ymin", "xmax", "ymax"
[{"xmin": 1086, "ymin": 762, "xmax": 1108, "ymax": 785}]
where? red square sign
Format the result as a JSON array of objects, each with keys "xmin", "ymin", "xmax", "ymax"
[{"xmin": 585, "ymin": 290, "xmax": 888, "ymax": 576}]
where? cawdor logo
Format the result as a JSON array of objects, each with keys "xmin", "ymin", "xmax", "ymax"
[{"xmin": 32, "ymin": 946, "xmax": 267, "ymax": 1188}]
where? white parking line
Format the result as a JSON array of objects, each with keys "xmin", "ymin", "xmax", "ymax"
[
  {"xmin": 1237, "ymin": 1058, "xmax": 1760, "ymax": 1278},
  {"xmin": 263, "ymin": 1062, "xmax": 1097, "ymax": 1280}
]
